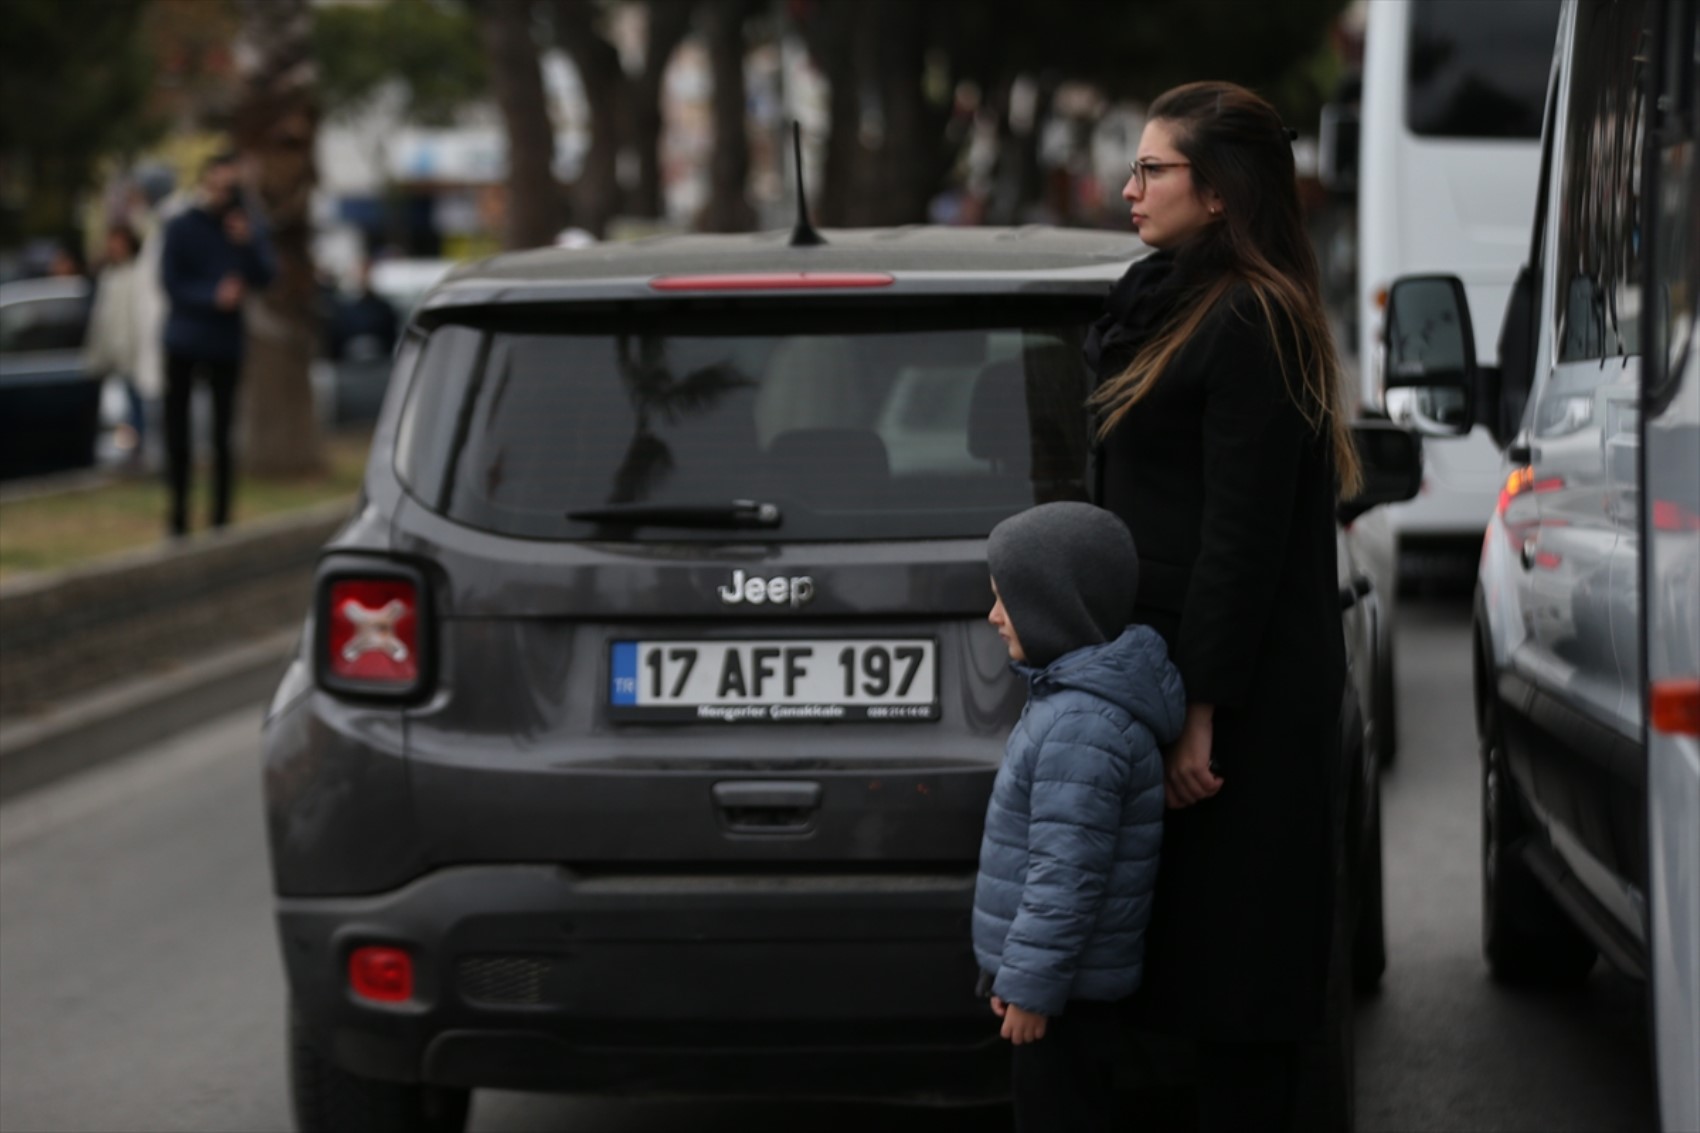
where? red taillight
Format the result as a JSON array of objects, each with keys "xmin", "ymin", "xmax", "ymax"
[
  {"xmin": 1651, "ymin": 678, "xmax": 1700, "ymax": 738},
  {"xmin": 1496, "ymin": 468, "xmax": 1565, "ymax": 516},
  {"xmin": 1651, "ymin": 499, "xmax": 1700, "ymax": 532},
  {"xmin": 326, "ymin": 579, "xmax": 418, "ymax": 687},
  {"xmin": 349, "ymin": 946, "xmax": 413, "ymax": 1003},
  {"xmin": 1496, "ymin": 468, "xmax": 1529, "ymax": 515},
  {"xmin": 648, "ymin": 272, "xmax": 895, "ymax": 291}
]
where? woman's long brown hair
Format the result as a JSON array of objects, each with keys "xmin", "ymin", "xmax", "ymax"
[{"xmin": 1092, "ymin": 81, "xmax": 1363, "ymax": 497}]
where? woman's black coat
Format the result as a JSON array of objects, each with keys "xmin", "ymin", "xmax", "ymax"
[{"xmin": 1087, "ymin": 252, "xmax": 1346, "ymax": 1043}]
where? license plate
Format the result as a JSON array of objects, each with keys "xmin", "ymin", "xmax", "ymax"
[{"xmin": 609, "ymin": 639, "xmax": 939, "ymax": 722}]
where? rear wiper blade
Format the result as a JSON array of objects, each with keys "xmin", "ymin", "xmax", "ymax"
[{"xmin": 565, "ymin": 499, "xmax": 783, "ymax": 529}]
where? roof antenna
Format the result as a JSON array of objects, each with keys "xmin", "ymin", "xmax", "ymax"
[{"xmin": 788, "ymin": 120, "xmax": 825, "ymax": 247}]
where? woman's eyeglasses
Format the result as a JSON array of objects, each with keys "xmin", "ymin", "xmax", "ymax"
[{"xmin": 1127, "ymin": 159, "xmax": 1191, "ymax": 192}]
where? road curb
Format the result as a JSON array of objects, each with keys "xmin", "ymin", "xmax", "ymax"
[
  {"xmin": 0, "ymin": 498, "xmax": 349, "ymax": 718},
  {"xmin": 0, "ymin": 628, "xmax": 297, "ymax": 802}
]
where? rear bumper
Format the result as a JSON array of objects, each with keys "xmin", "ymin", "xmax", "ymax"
[{"xmin": 278, "ymin": 864, "xmax": 1005, "ymax": 1101}]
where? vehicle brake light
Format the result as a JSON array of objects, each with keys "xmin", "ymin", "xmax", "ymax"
[
  {"xmin": 349, "ymin": 946, "xmax": 413, "ymax": 1003},
  {"xmin": 1651, "ymin": 499, "xmax": 1700, "ymax": 532},
  {"xmin": 1496, "ymin": 468, "xmax": 1564, "ymax": 515},
  {"xmin": 649, "ymin": 272, "xmax": 895, "ymax": 291},
  {"xmin": 326, "ymin": 579, "xmax": 418, "ymax": 687},
  {"xmin": 1497, "ymin": 468, "xmax": 1532, "ymax": 514},
  {"xmin": 1650, "ymin": 678, "xmax": 1700, "ymax": 737}
]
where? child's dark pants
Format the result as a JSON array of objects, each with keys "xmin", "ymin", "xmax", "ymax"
[{"xmin": 1010, "ymin": 999, "xmax": 1124, "ymax": 1133}]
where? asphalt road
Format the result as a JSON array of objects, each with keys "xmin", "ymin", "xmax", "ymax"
[{"xmin": 0, "ymin": 594, "xmax": 1657, "ymax": 1133}]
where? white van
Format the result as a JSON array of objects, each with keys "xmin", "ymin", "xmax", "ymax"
[
  {"xmin": 1381, "ymin": 0, "xmax": 1699, "ymax": 1125},
  {"xmin": 1358, "ymin": 0, "xmax": 1562, "ymax": 569}
]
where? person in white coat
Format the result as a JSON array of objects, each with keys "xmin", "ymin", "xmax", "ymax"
[{"xmin": 84, "ymin": 225, "xmax": 148, "ymax": 467}]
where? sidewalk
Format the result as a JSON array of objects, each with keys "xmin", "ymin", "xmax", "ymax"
[{"xmin": 0, "ymin": 432, "xmax": 368, "ymax": 580}]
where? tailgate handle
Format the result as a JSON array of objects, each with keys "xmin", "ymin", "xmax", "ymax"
[{"xmin": 712, "ymin": 780, "xmax": 822, "ymax": 834}]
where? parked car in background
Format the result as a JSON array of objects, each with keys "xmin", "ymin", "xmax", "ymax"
[
  {"xmin": 263, "ymin": 225, "xmax": 1419, "ymax": 1132},
  {"xmin": 0, "ymin": 277, "xmax": 98, "ymax": 481},
  {"xmin": 1382, "ymin": 0, "xmax": 1700, "ymax": 1125}
]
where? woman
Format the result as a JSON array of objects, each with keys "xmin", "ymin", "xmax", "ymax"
[
  {"xmin": 85, "ymin": 225, "xmax": 147, "ymax": 465},
  {"xmin": 1085, "ymin": 82, "xmax": 1363, "ymax": 1130}
]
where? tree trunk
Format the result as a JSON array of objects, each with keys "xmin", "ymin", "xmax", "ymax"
[
  {"xmin": 794, "ymin": 0, "xmax": 859, "ymax": 228},
  {"xmin": 477, "ymin": 0, "xmax": 561, "ymax": 249},
  {"xmin": 871, "ymin": 0, "xmax": 934, "ymax": 225},
  {"xmin": 844, "ymin": 2, "xmax": 883, "ymax": 225},
  {"xmin": 553, "ymin": 0, "xmax": 625, "ymax": 238},
  {"xmin": 231, "ymin": 0, "xmax": 322, "ymax": 479},
  {"xmin": 631, "ymin": 0, "xmax": 693, "ymax": 220},
  {"xmin": 701, "ymin": 0, "xmax": 755, "ymax": 232}
]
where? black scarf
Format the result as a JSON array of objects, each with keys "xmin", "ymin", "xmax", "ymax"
[
  {"xmin": 1083, "ymin": 250, "xmax": 1177, "ymax": 383},
  {"xmin": 1083, "ymin": 239, "xmax": 1239, "ymax": 384}
]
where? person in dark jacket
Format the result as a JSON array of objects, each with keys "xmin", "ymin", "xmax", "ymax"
[
  {"xmin": 328, "ymin": 258, "xmax": 399, "ymax": 362},
  {"xmin": 1084, "ymin": 82, "xmax": 1365, "ymax": 1132},
  {"xmin": 159, "ymin": 150, "xmax": 275, "ymax": 535},
  {"xmin": 972, "ymin": 501, "xmax": 1185, "ymax": 1133}
]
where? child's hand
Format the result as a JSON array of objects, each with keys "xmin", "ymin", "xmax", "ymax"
[
  {"xmin": 989, "ymin": 995, "xmax": 1008, "ymax": 1018},
  {"xmin": 1000, "ymin": 1003, "xmax": 1048, "ymax": 1044}
]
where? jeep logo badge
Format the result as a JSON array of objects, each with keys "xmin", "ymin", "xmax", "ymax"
[{"xmin": 718, "ymin": 569, "xmax": 815, "ymax": 609}]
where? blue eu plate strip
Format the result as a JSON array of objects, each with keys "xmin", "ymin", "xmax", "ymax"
[{"xmin": 610, "ymin": 642, "xmax": 638, "ymax": 705}]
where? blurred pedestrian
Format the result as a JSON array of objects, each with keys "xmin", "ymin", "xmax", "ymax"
[
  {"xmin": 328, "ymin": 258, "xmax": 398, "ymax": 362},
  {"xmin": 1085, "ymin": 81, "xmax": 1365, "ymax": 1131},
  {"xmin": 158, "ymin": 150, "xmax": 275, "ymax": 536},
  {"xmin": 84, "ymin": 224, "xmax": 148, "ymax": 466},
  {"xmin": 46, "ymin": 242, "xmax": 87, "ymax": 280}
]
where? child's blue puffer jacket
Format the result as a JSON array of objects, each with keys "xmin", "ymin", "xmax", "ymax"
[{"xmin": 971, "ymin": 624, "xmax": 1185, "ymax": 1016}]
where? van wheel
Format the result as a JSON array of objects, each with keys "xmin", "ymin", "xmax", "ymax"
[
  {"xmin": 1352, "ymin": 784, "xmax": 1387, "ymax": 995},
  {"xmin": 289, "ymin": 1004, "xmax": 471, "ymax": 1133},
  {"xmin": 1479, "ymin": 698, "xmax": 1597, "ymax": 987}
]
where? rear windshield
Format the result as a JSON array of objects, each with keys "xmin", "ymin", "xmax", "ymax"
[
  {"xmin": 1406, "ymin": 0, "xmax": 1561, "ymax": 139},
  {"xmin": 394, "ymin": 308, "xmax": 1092, "ymax": 541}
]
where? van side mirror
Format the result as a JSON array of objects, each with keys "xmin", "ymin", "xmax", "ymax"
[
  {"xmin": 1339, "ymin": 419, "xmax": 1423, "ymax": 526},
  {"xmin": 1318, "ymin": 102, "xmax": 1359, "ymax": 193},
  {"xmin": 1382, "ymin": 275, "xmax": 1477, "ymax": 438}
]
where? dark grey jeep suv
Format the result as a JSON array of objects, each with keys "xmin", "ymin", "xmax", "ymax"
[{"xmin": 263, "ymin": 225, "xmax": 1417, "ymax": 1132}]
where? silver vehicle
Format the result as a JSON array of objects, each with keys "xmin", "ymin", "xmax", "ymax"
[{"xmin": 1382, "ymin": 0, "xmax": 1700, "ymax": 1126}]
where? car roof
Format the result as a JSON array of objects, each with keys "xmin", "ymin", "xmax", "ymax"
[
  {"xmin": 0, "ymin": 277, "xmax": 91, "ymax": 305},
  {"xmin": 421, "ymin": 225, "xmax": 1148, "ymax": 311}
]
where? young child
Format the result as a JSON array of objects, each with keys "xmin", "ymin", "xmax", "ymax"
[{"xmin": 972, "ymin": 501, "xmax": 1185, "ymax": 1131}]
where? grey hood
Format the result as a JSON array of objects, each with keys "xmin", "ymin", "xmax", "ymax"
[{"xmin": 987, "ymin": 501, "xmax": 1139, "ymax": 668}]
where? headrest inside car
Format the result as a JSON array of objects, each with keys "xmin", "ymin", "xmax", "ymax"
[{"xmin": 967, "ymin": 359, "xmax": 1031, "ymax": 474}]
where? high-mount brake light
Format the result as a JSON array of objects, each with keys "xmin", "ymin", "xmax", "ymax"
[{"xmin": 648, "ymin": 272, "xmax": 895, "ymax": 291}]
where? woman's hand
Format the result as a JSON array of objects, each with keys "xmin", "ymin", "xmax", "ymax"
[
  {"xmin": 1165, "ymin": 703, "xmax": 1223, "ymax": 808},
  {"xmin": 997, "ymin": 1001, "xmax": 1048, "ymax": 1045}
]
